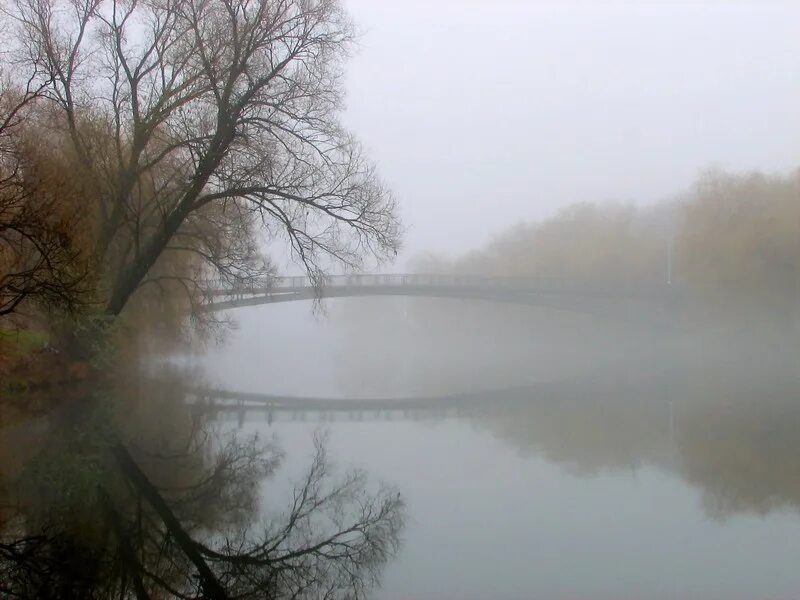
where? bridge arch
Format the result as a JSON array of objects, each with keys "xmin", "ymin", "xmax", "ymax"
[{"xmin": 201, "ymin": 273, "xmax": 678, "ymax": 318}]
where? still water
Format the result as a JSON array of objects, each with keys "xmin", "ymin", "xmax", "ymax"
[{"xmin": 196, "ymin": 299, "xmax": 800, "ymax": 600}]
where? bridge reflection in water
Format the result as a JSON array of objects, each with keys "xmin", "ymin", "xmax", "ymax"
[
  {"xmin": 188, "ymin": 385, "xmax": 529, "ymax": 428},
  {"xmin": 204, "ymin": 404, "xmax": 465, "ymax": 428},
  {"xmin": 187, "ymin": 375, "xmax": 677, "ymax": 432}
]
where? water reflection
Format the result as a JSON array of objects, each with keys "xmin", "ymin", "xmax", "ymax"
[
  {"xmin": 0, "ymin": 373, "xmax": 404, "ymax": 598},
  {"xmin": 206, "ymin": 360, "xmax": 800, "ymax": 521},
  {"xmin": 462, "ymin": 365, "xmax": 800, "ymax": 519},
  {"xmin": 8, "ymin": 357, "xmax": 800, "ymax": 598}
]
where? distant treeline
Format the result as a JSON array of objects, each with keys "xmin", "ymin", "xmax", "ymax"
[{"xmin": 416, "ymin": 168, "xmax": 800, "ymax": 320}]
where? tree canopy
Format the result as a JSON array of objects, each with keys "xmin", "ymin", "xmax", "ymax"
[{"xmin": 0, "ymin": 0, "xmax": 400, "ymax": 320}]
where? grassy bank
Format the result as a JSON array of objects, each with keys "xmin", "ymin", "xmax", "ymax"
[{"xmin": 0, "ymin": 328, "xmax": 92, "ymax": 395}]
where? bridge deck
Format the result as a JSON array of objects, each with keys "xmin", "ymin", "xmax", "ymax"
[{"xmin": 201, "ymin": 273, "xmax": 678, "ymax": 313}]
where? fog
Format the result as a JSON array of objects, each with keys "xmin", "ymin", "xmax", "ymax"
[
  {"xmin": 173, "ymin": 7, "xmax": 800, "ymax": 589},
  {"xmin": 4, "ymin": 0, "xmax": 800, "ymax": 598},
  {"xmin": 341, "ymin": 0, "xmax": 800, "ymax": 261},
  {"xmin": 194, "ymin": 289, "xmax": 800, "ymax": 598}
]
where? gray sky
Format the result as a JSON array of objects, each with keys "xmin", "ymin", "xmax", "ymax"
[{"xmin": 340, "ymin": 0, "xmax": 800, "ymax": 265}]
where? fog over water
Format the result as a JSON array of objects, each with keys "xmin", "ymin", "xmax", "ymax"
[
  {"xmin": 3, "ymin": 1, "xmax": 800, "ymax": 597},
  {"xmin": 195, "ymin": 296, "xmax": 800, "ymax": 600}
]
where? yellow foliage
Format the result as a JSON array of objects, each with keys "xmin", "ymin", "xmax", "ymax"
[
  {"xmin": 452, "ymin": 202, "xmax": 672, "ymax": 285},
  {"xmin": 678, "ymin": 169, "xmax": 800, "ymax": 317}
]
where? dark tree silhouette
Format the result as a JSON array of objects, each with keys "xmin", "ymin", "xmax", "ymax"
[
  {"xmin": 4, "ymin": 0, "xmax": 400, "ymax": 317},
  {"xmin": 0, "ymin": 387, "xmax": 404, "ymax": 599}
]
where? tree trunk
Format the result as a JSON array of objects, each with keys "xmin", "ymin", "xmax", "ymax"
[
  {"xmin": 97, "ymin": 486, "xmax": 151, "ymax": 600},
  {"xmin": 104, "ymin": 206, "xmax": 188, "ymax": 316},
  {"xmin": 103, "ymin": 135, "xmax": 230, "ymax": 316},
  {"xmin": 111, "ymin": 442, "xmax": 229, "ymax": 600}
]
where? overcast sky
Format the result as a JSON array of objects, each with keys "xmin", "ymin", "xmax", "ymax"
[{"xmin": 338, "ymin": 0, "xmax": 800, "ymax": 265}]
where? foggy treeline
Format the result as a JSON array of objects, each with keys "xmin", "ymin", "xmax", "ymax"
[
  {"xmin": 330, "ymin": 167, "xmax": 800, "ymax": 400},
  {"xmin": 419, "ymin": 168, "xmax": 800, "ymax": 320},
  {"xmin": 326, "ymin": 164, "xmax": 800, "ymax": 526}
]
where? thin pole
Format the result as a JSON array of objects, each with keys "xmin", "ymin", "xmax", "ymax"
[{"xmin": 666, "ymin": 235, "xmax": 673, "ymax": 285}]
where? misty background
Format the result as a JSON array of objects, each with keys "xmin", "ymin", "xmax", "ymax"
[
  {"xmin": 337, "ymin": 0, "xmax": 800, "ymax": 265},
  {"xmin": 201, "ymin": 0, "xmax": 800, "ymax": 401},
  {"xmin": 5, "ymin": 0, "xmax": 800, "ymax": 597}
]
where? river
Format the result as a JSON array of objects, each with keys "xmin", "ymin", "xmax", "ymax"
[{"xmin": 190, "ymin": 299, "xmax": 800, "ymax": 600}]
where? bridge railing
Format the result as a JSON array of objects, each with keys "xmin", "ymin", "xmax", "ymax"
[
  {"xmin": 203, "ymin": 273, "xmax": 677, "ymax": 299},
  {"xmin": 204, "ymin": 273, "xmax": 565, "ymax": 292}
]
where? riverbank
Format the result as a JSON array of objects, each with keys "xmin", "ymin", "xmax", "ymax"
[{"xmin": 0, "ymin": 328, "xmax": 93, "ymax": 395}]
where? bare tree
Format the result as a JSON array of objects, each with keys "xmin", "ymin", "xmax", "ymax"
[{"xmin": 4, "ymin": 0, "xmax": 400, "ymax": 317}]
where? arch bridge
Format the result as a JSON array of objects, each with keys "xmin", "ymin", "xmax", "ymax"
[{"xmin": 202, "ymin": 273, "xmax": 679, "ymax": 318}]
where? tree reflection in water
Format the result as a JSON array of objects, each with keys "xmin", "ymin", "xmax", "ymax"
[
  {"xmin": 0, "ymin": 373, "xmax": 404, "ymax": 599},
  {"xmin": 470, "ymin": 361, "xmax": 800, "ymax": 520}
]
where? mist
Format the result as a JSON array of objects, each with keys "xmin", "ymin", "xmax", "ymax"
[
  {"xmin": 342, "ymin": 0, "xmax": 800, "ymax": 261},
  {"xmin": 3, "ymin": 1, "xmax": 800, "ymax": 599}
]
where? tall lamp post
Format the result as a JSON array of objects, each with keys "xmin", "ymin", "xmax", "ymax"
[{"xmin": 666, "ymin": 234, "xmax": 673, "ymax": 285}]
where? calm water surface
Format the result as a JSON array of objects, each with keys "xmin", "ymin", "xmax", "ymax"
[{"xmin": 196, "ymin": 300, "xmax": 800, "ymax": 600}]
